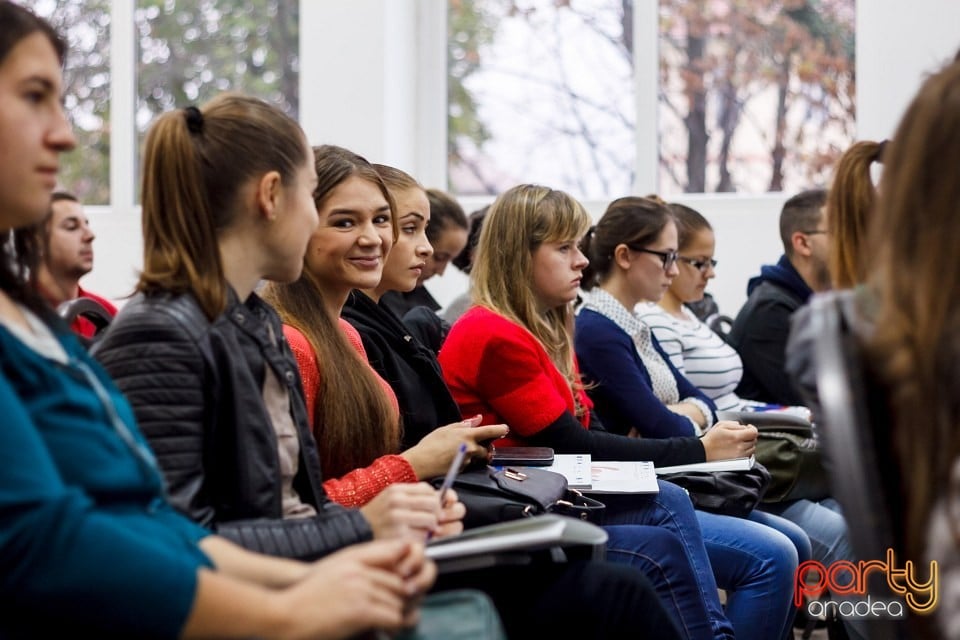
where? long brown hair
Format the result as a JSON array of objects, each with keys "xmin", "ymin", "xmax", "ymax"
[
  {"xmin": 827, "ymin": 140, "xmax": 884, "ymax": 288},
  {"xmin": 865, "ymin": 57, "xmax": 960, "ymax": 565},
  {"xmin": 263, "ymin": 146, "xmax": 399, "ymax": 479},
  {"xmin": 138, "ymin": 93, "xmax": 308, "ymax": 320},
  {"xmin": 472, "ymin": 184, "xmax": 591, "ymax": 389}
]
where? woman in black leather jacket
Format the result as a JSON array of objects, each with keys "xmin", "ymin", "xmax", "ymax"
[{"xmin": 92, "ymin": 94, "xmax": 458, "ymax": 562}]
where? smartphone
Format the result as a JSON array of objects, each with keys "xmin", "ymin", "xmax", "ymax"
[{"xmin": 490, "ymin": 446, "xmax": 555, "ymax": 467}]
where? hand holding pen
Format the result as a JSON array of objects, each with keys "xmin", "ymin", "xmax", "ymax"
[{"xmin": 427, "ymin": 443, "xmax": 469, "ymax": 541}]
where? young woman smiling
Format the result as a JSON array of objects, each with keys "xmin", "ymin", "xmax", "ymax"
[{"xmin": 262, "ymin": 148, "xmax": 505, "ymax": 504}]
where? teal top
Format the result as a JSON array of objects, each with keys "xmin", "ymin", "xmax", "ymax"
[{"xmin": 0, "ymin": 318, "xmax": 212, "ymax": 637}]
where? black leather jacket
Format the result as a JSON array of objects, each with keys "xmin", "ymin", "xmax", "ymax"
[{"xmin": 92, "ymin": 290, "xmax": 372, "ymax": 560}]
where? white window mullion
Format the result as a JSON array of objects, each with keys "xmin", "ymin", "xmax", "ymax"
[
  {"xmin": 110, "ymin": 0, "xmax": 135, "ymax": 214},
  {"xmin": 633, "ymin": 0, "xmax": 658, "ymax": 196},
  {"xmin": 415, "ymin": 0, "xmax": 449, "ymax": 190}
]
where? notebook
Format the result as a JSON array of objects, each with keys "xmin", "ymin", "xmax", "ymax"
[
  {"xmin": 540, "ymin": 455, "xmax": 659, "ymax": 494},
  {"xmin": 655, "ymin": 455, "xmax": 756, "ymax": 475}
]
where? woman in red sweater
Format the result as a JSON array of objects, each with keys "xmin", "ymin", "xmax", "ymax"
[{"xmin": 439, "ymin": 184, "xmax": 799, "ymax": 640}]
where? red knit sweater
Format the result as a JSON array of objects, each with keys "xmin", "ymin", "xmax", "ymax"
[
  {"xmin": 284, "ymin": 320, "xmax": 416, "ymax": 508},
  {"xmin": 438, "ymin": 306, "xmax": 592, "ymax": 447}
]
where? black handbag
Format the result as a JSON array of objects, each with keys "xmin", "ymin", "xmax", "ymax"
[
  {"xmin": 659, "ymin": 463, "xmax": 772, "ymax": 518},
  {"xmin": 435, "ymin": 465, "xmax": 606, "ymax": 529}
]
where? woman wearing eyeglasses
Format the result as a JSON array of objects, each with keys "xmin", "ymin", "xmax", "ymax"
[
  {"xmin": 573, "ymin": 195, "xmax": 808, "ymax": 640},
  {"xmin": 636, "ymin": 203, "xmax": 800, "ymax": 414},
  {"xmin": 644, "ymin": 204, "xmax": 867, "ymax": 640}
]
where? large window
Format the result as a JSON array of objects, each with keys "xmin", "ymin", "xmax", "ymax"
[
  {"xmin": 135, "ymin": 1, "xmax": 299, "ymax": 132},
  {"xmin": 658, "ymin": 0, "xmax": 855, "ymax": 194},
  {"xmin": 447, "ymin": 0, "xmax": 856, "ymax": 199},
  {"xmin": 17, "ymin": 0, "xmax": 299, "ymax": 206},
  {"xmin": 448, "ymin": 0, "xmax": 635, "ymax": 200}
]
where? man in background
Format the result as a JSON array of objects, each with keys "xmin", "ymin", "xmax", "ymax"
[
  {"xmin": 727, "ymin": 189, "xmax": 830, "ymax": 405},
  {"xmin": 34, "ymin": 191, "xmax": 117, "ymax": 338}
]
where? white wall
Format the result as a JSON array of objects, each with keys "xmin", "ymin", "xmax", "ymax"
[{"xmin": 81, "ymin": 1, "xmax": 960, "ymax": 315}]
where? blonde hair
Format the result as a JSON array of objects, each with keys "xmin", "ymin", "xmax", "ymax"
[{"xmin": 472, "ymin": 184, "xmax": 591, "ymax": 387}]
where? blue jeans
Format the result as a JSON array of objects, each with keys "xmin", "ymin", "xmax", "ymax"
[
  {"xmin": 760, "ymin": 498, "xmax": 868, "ymax": 640},
  {"xmin": 696, "ymin": 510, "xmax": 799, "ymax": 640},
  {"xmin": 602, "ymin": 480, "xmax": 735, "ymax": 640},
  {"xmin": 603, "ymin": 480, "xmax": 799, "ymax": 640},
  {"xmin": 604, "ymin": 525, "xmax": 715, "ymax": 640}
]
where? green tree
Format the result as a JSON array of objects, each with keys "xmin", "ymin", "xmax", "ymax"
[{"xmin": 448, "ymin": 0, "xmax": 497, "ymax": 191}]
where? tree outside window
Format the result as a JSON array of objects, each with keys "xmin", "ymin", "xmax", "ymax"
[
  {"xmin": 135, "ymin": 0, "xmax": 299, "ymax": 192},
  {"xmin": 20, "ymin": 0, "xmax": 111, "ymax": 205},
  {"xmin": 447, "ymin": 0, "xmax": 855, "ymax": 199},
  {"xmin": 14, "ymin": 1, "xmax": 300, "ymax": 205}
]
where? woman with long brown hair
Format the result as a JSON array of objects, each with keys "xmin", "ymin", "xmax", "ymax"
[
  {"xmin": 862, "ymin": 56, "xmax": 960, "ymax": 638},
  {"xmin": 262, "ymin": 147, "xmax": 505, "ymax": 502}
]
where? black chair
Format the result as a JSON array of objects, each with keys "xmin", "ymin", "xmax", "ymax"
[
  {"xmin": 803, "ymin": 292, "xmax": 907, "ymax": 640},
  {"xmin": 57, "ymin": 296, "xmax": 113, "ymax": 346}
]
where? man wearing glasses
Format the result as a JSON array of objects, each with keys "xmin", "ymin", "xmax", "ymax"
[{"xmin": 727, "ymin": 189, "xmax": 830, "ymax": 406}]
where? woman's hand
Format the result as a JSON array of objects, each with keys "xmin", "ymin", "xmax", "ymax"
[
  {"xmin": 667, "ymin": 401, "xmax": 709, "ymax": 429},
  {"xmin": 401, "ymin": 416, "xmax": 509, "ymax": 479},
  {"xmin": 278, "ymin": 540, "xmax": 435, "ymax": 639},
  {"xmin": 359, "ymin": 482, "xmax": 443, "ymax": 541},
  {"xmin": 700, "ymin": 420, "xmax": 757, "ymax": 461},
  {"xmin": 432, "ymin": 488, "xmax": 466, "ymax": 539}
]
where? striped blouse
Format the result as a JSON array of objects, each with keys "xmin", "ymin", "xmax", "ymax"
[{"xmin": 637, "ymin": 303, "xmax": 745, "ymax": 411}]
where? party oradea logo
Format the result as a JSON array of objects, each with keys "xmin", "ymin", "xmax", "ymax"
[{"xmin": 795, "ymin": 549, "xmax": 938, "ymax": 619}]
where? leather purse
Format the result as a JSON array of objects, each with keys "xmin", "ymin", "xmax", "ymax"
[{"xmin": 435, "ymin": 465, "xmax": 606, "ymax": 529}]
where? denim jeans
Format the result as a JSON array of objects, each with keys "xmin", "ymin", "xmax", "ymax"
[
  {"xmin": 760, "ymin": 498, "xmax": 868, "ymax": 640},
  {"xmin": 601, "ymin": 480, "xmax": 735, "ymax": 640},
  {"xmin": 696, "ymin": 509, "xmax": 799, "ymax": 640},
  {"xmin": 604, "ymin": 524, "xmax": 717, "ymax": 640},
  {"xmin": 602, "ymin": 480, "xmax": 800, "ymax": 640}
]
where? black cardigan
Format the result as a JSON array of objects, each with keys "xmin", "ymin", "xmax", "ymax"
[{"xmin": 342, "ymin": 290, "xmax": 463, "ymax": 449}]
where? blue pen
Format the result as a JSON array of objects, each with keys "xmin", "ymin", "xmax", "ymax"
[
  {"xmin": 428, "ymin": 443, "xmax": 468, "ymax": 542},
  {"xmin": 438, "ymin": 442, "xmax": 469, "ymax": 506}
]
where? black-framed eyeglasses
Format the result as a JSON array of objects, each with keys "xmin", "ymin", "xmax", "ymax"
[
  {"xmin": 801, "ymin": 229, "xmax": 828, "ymax": 236},
  {"xmin": 628, "ymin": 245, "xmax": 679, "ymax": 271},
  {"xmin": 677, "ymin": 256, "xmax": 718, "ymax": 273}
]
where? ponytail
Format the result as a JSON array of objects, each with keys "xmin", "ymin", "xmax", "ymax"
[
  {"xmin": 579, "ymin": 226, "xmax": 600, "ymax": 291},
  {"xmin": 827, "ymin": 139, "xmax": 884, "ymax": 289},
  {"xmin": 138, "ymin": 94, "xmax": 308, "ymax": 320},
  {"xmin": 139, "ymin": 107, "xmax": 225, "ymax": 319}
]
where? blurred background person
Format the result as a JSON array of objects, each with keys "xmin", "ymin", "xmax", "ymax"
[{"xmin": 31, "ymin": 190, "xmax": 117, "ymax": 337}]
